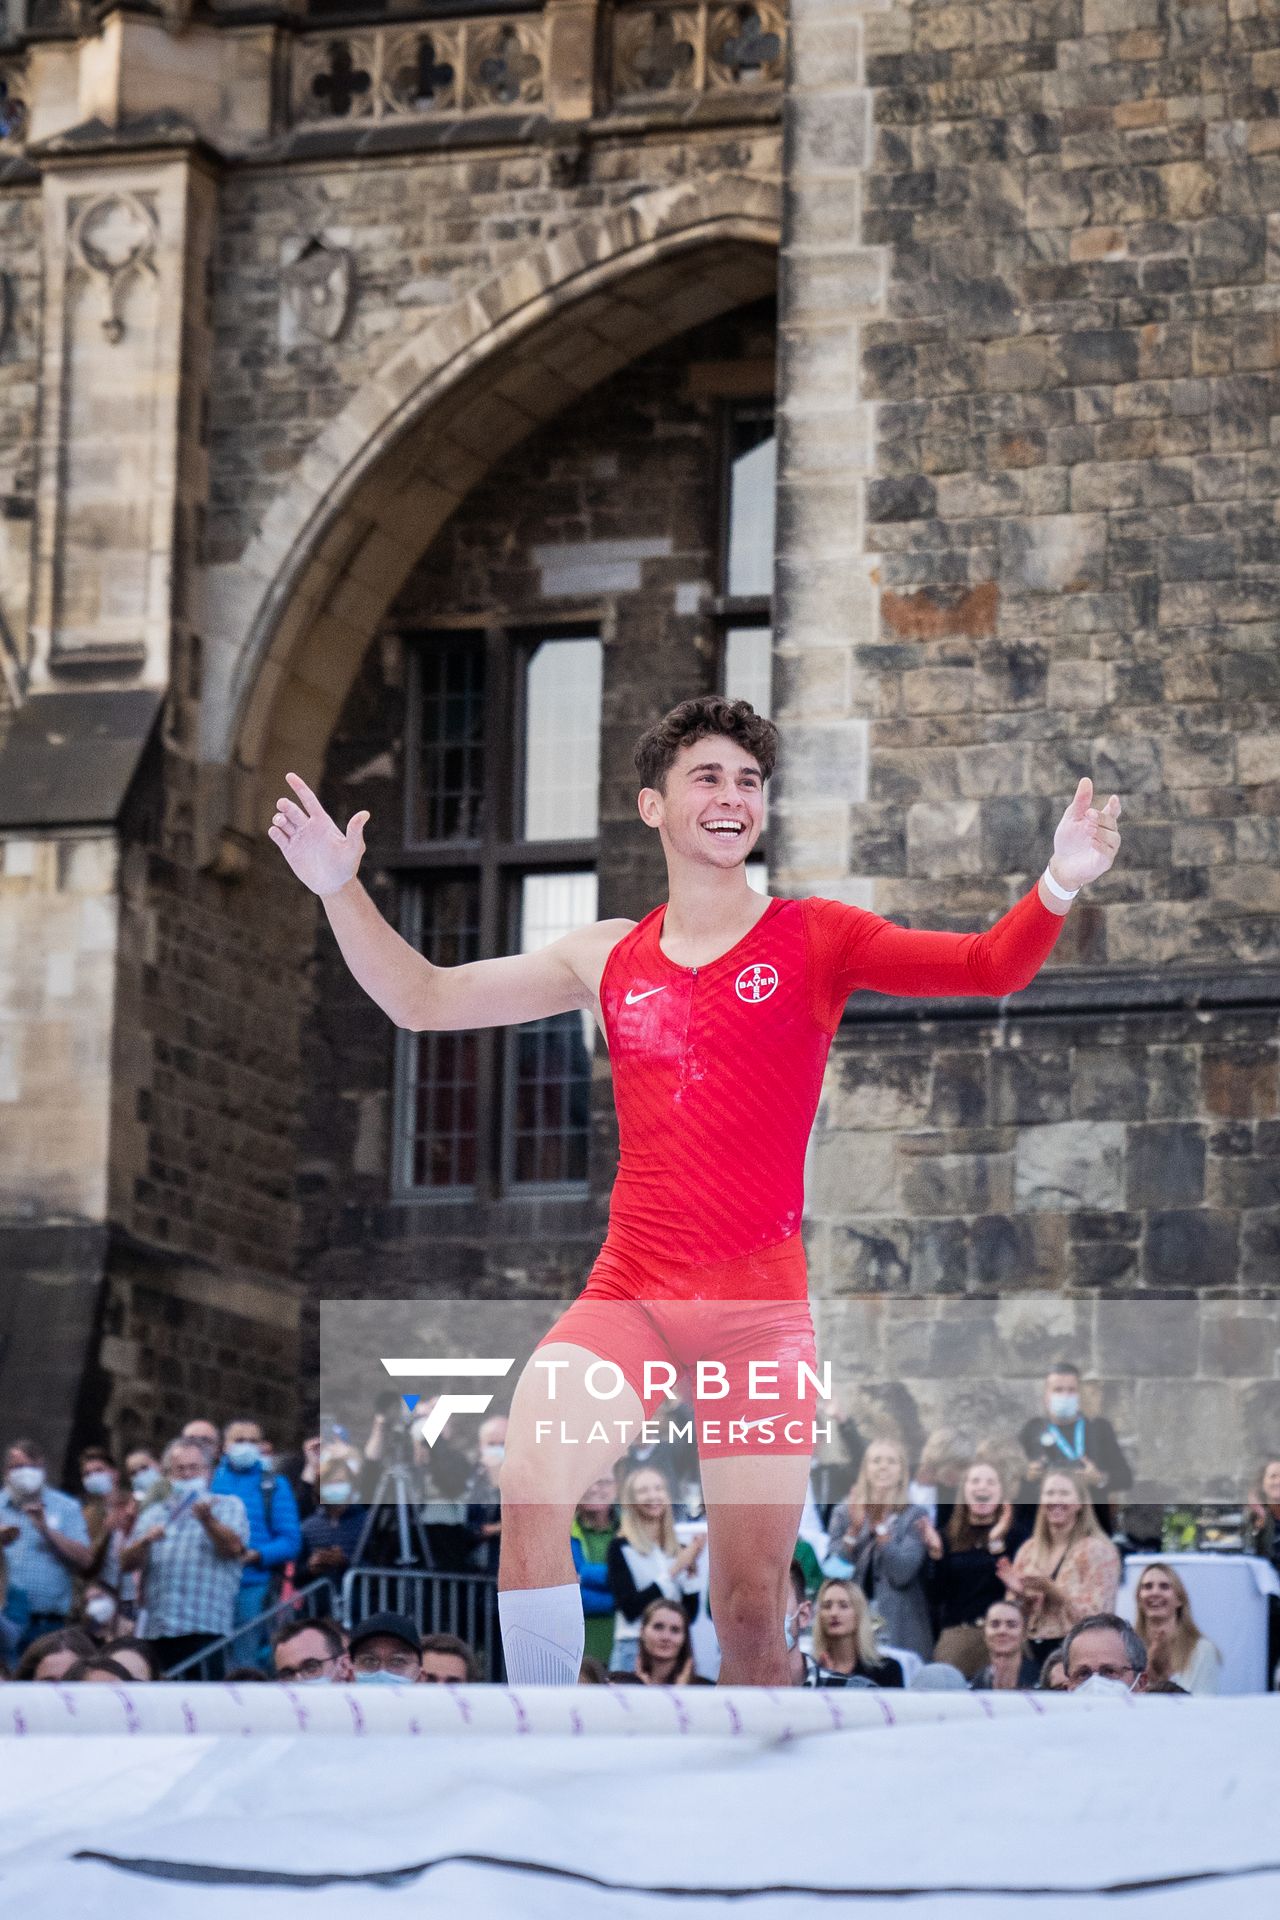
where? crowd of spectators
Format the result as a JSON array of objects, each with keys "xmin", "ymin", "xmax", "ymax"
[{"xmin": 3, "ymin": 1363, "xmax": 1278, "ymax": 1695}]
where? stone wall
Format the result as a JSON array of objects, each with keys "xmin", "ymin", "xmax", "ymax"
[
  {"xmin": 856, "ymin": 0, "xmax": 1280, "ymax": 967},
  {"xmin": 205, "ymin": 131, "xmax": 781, "ymax": 573}
]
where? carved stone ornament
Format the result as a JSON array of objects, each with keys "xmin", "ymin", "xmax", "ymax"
[
  {"xmin": 468, "ymin": 21, "xmax": 544, "ymax": 108},
  {"xmin": 613, "ymin": 9, "xmax": 699, "ymax": 98},
  {"xmin": 280, "ymin": 236, "xmax": 356, "ymax": 347},
  {"xmin": 68, "ymin": 193, "xmax": 159, "ymax": 344},
  {"xmin": 707, "ymin": 4, "xmax": 786, "ymax": 88}
]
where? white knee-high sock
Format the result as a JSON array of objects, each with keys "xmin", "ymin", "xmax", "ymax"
[{"xmin": 498, "ymin": 1583, "xmax": 584, "ymax": 1686}]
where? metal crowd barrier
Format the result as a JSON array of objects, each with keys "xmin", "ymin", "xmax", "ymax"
[{"xmin": 163, "ymin": 1577, "xmax": 338, "ymax": 1681}]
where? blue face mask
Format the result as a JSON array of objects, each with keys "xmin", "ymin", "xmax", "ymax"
[
  {"xmin": 168, "ymin": 1477, "xmax": 207, "ymax": 1499},
  {"xmin": 225, "ymin": 1443, "xmax": 260, "ymax": 1471},
  {"xmin": 354, "ymin": 1668, "xmax": 415, "ymax": 1686},
  {"xmin": 784, "ymin": 1611, "xmax": 800, "ymax": 1652}
]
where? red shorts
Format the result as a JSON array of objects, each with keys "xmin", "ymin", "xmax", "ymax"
[{"xmin": 535, "ymin": 1235, "xmax": 819, "ymax": 1458}]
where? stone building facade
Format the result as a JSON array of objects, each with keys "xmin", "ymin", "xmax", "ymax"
[{"xmin": 0, "ymin": 0, "xmax": 1277, "ymax": 1485}]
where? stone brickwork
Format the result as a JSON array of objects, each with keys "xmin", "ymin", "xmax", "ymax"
[
  {"xmin": 807, "ymin": 1004, "xmax": 1280, "ymax": 1295},
  {"xmin": 856, "ymin": 0, "xmax": 1280, "ymax": 969}
]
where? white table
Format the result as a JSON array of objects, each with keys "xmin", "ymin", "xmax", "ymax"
[{"xmin": 1116, "ymin": 1552, "xmax": 1279, "ymax": 1695}]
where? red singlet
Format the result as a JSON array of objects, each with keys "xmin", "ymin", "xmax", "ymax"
[{"xmin": 539, "ymin": 885, "xmax": 1064, "ymax": 1447}]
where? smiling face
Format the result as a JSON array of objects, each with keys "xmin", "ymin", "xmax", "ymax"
[
  {"xmin": 963, "ymin": 1462, "xmax": 1002, "ymax": 1520},
  {"xmin": 631, "ymin": 1470, "xmax": 670, "ymax": 1521},
  {"xmin": 1041, "ymin": 1473, "xmax": 1082, "ymax": 1532},
  {"xmin": 864, "ymin": 1441, "xmax": 903, "ymax": 1497},
  {"xmin": 638, "ymin": 736, "xmax": 765, "ymax": 871},
  {"xmin": 641, "ymin": 1605, "xmax": 687, "ymax": 1666},
  {"xmin": 983, "ymin": 1601, "xmax": 1025, "ymax": 1659},
  {"xmin": 1136, "ymin": 1567, "xmax": 1180, "ymax": 1625}
]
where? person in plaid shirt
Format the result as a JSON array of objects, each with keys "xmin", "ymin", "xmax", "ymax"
[
  {"xmin": 1, "ymin": 1439, "xmax": 94, "ymax": 1654},
  {"xmin": 120, "ymin": 1436, "xmax": 249, "ymax": 1672}
]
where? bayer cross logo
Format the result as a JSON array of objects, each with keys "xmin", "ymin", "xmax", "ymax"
[{"xmin": 735, "ymin": 963, "xmax": 779, "ymax": 1003}]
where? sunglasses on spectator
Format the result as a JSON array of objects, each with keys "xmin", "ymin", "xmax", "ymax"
[
  {"xmin": 353, "ymin": 1651, "xmax": 419, "ymax": 1675},
  {"xmin": 276, "ymin": 1656, "xmax": 338, "ymax": 1681}
]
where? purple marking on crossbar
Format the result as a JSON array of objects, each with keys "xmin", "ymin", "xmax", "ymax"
[
  {"xmin": 454, "ymin": 1691, "xmax": 473, "ymax": 1725},
  {"xmin": 671, "ymin": 1692, "xmax": 691, "ymax": 1735},
  {"xmin": 112, "ymin": 1686, "xmax": 141, "ymax": 1735},
  {"xmin": 821, "ymin": 1694, "xmax": 846, "ymax": 1731},
  {"xmin": 874, "ymin": 1693, "xmax": 896, "ymax": 1727},
  {"xmin": 724, "ymin": 1699, "xmax": 743, "ymax": 1735},
  {"xmin": 181, "ymin": 1700, "xmax": 199, "ymax": 1734},
  {"xmin": 282, "ymin": 1689, "xmax": 310, "ymax": 1733},
  {"xmin": 1026, "ymin": 1693, "xmax": 1046, "ymax": 1716},
  {"xmin": 504, "ymin": 1689, "xmax": 531, "ymax": 1734},
  {"xmin": 569, "ymin": 1707, "xmax": 584, "ymax": 1734},
  {"xmin": 346, "ymin": 1695, "xmax": 366, "ymax": 1735},
  {"xmin": 12, "ymin": 1708, "xmax": 26, "ymax": 1735},
  {"xmin": 976, "ymin": 1693, "xmax": 996, "ymax": 1720}
]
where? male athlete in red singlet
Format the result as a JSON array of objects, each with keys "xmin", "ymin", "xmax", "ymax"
[{"xmin": 270, "ymin": 695, "xmax": 1123, "ymax": 1686}]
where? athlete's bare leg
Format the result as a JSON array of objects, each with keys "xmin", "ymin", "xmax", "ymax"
[
  {"xmin": 700, "ymin": 1453, "xmax": 810, "ymax": 1687},
  {"xmin": 498, "ymin": 1341, "xmax": 645, "ymax": 1592}
]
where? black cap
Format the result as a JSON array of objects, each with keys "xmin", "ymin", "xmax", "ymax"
[{"xmin": 346, "ymin": 1612, "xmax": 421, "ymax": 1658}]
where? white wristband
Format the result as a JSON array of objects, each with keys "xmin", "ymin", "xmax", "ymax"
[{"xmin": 1041, "ymin": 866, "xmax": 1079, "ymax": 902}]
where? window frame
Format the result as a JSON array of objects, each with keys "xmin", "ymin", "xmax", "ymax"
[{"xmin": 390, "ymin": 619, "xmax": 602, "ymax": 1203}]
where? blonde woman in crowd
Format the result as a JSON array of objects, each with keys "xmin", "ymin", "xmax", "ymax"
[
  {"xmin": 606, "ymin": 1468, "xmax": 702, "ymax": 1674},
  {"xmin": 809, "ymin": 1578, "xmax": 904, "ymax": 1688},
  {"xmin": 1001, "ymin": 1468, "xmax": 1120, "ymax": 1666},
  {"xmin": 1134, "ymin": 1562, "xmax": 1222, "ymax": 1696},
  {"xmin": 823, "ymin": 1437, "xmax": 934, "ymax": 1660}
]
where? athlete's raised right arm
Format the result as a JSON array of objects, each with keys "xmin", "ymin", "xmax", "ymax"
[{"xmin": 269, "ymin": 773, "xmax": 627, "ymax": 1031}]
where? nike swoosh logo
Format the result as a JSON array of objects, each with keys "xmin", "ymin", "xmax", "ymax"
[{"xmin": 624, "ymin": 986, "xmax": 668, "ymax": 1005}]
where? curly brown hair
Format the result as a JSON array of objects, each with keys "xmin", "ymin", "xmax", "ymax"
[{"xmin": 633, "ymin": 695, "xmax": 778, "ymax": 793}]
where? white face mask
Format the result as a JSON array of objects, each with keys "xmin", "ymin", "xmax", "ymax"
[
  {"xmin": 85, "ymin": 1596, "xmax": 117, "ymax": 1625},
  {"xmin": 225, "ymin": 1443, "xmax": 260, "ymax": 1471},
  {"xmin": 132, "ymin": 1468, "xmax": 162, "ymax": 1496},
  {"xmin": 784, "ymin": 1610, "xmax": 801, "ymax": 1652},
  {"xmin": 82, "ymin": 1471, "xmax": 114, "ymax": 1498},
  {"xmin": 168, "ymin": 1476, "xmax": 207, "ymax": 1498},
  {"xmin": 481, "ymin": 1444, "xmax": 505, "ymax": 1465},
  {"xmin": 1074, "ymin": 1673, "xmax": 1137, "ymax": 1700},
  {"xmin": 320, "ymin": 1481, "xmax": 352, "ymax": 1505},
  {"xmin": 1048, "ymin": 1392, "xmax": 1080, "ymax": 1421},
  {"xmin": 7, "ymin": 1466, "xmax": 44, "ymax": 1498}
]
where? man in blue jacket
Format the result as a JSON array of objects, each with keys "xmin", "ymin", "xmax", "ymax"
[{"xmin": 211, "ymin": 1419, "xmax": 302, "ymax": 1631}]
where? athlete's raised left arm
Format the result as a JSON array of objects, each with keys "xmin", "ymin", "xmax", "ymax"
[{"xmin": 823, "ymin": 777, "xmax": 1122, "ymax": 1002}]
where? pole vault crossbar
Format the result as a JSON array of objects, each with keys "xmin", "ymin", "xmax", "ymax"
[{"xmin": 0, "ymin": 1683, "xmax": 1137, "ymax": 1739}]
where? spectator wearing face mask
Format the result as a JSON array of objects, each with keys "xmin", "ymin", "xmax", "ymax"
[
  {"xmin": 346, "ymin": 1611, "xmax": 425, "ymax": 1684},
  {"xmin": 1018, "ymin": 1364, "xmax": 1131, "ymax": 1536},
  {"xmin": 75, "ymin": 1580, "xmax": 131, "ymax": 1646},
  {"xmin": 210, "ymin": 1419, "xmax": 302, "ymax": 1630},
  {"xmin": 785, "ymin": 1560, "xmax": 815, "ymax": 1686},
  {"xmin": 464, "ymin": 1416, "xmax": 508, "ymax": 1576},
  {"xmin": 79, "ymin": 1451, "xmax": 138, "ymax": 1592},
  {"xmin": 120, "ymin": 1437, "xmax": 249, "ymax": 1672},
  {"xmin": 1061, "ymin": 1613, "xmax": 1149, "ymax": 1695},
  {"xmin": 298, "ymin": 1461, "xmax": 366, "ymax": 1588},
  {"xmin": 421, "ymin": 1633, "xmax": 480, "ymax": 1683},
  {"xmin": 126, "ymin": 1451, "xmax": 166, "ymax": 1510},
  {"xmin": 272, "ymin": 1615, "xmax": 349, "ymax": 1684},
  {"xmin": 1, "ymin": 1440, "xmax": 94, "ymax": 1653}
]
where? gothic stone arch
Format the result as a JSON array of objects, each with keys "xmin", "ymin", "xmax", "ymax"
[{"xmin": 207, "ymin": 175, "xmax": 780, "ymax": 853}]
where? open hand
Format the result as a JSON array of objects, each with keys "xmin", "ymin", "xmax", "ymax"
[
  {"xmin": 269, "ymin": 772, "xmax": 369, "ymax": 898},
  {"xmin": 1051, "ymin": 778, "xmax": 1122, "ymax": 891}
]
